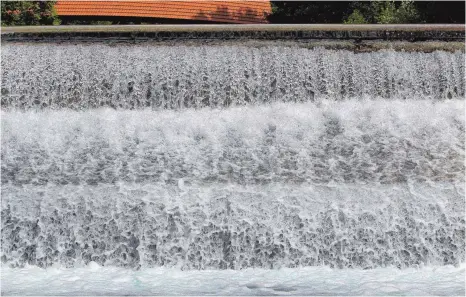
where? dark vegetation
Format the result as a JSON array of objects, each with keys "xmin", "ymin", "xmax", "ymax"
[
  {"xmin": 269, "ymin": 1, "xmax": 465, "ymax": 24},
  {"xmin": 1, "ymin": 1, "xmax": 465, "ymax": 26},
  {"xmin": 1, "ymin": 1, "xmax": 59, "ymax": 25}
]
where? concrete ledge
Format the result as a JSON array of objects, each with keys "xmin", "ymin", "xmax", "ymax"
[
  {"xmin": 2, "ymin": 24, "xmax": 465, "ymax": 33},
  {"xmin": 1, "ymin": 24, "xmax": 464, "ymax": 43}
]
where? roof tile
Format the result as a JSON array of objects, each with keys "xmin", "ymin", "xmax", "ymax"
[{"xmin": 55, "ymin": 1, "xmax": 272, "ymax": 24}]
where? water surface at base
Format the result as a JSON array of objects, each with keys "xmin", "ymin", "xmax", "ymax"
[{"xmin": 2, "ymin": 264, "xmax": 464, "ymax": 296}]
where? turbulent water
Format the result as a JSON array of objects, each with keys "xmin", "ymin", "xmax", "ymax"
[
  {"xmin": 1, "ymin": 44, "xmax": 465, "ymax": 275},
  {"xmin": 1, "ymin": 44, "xmax": 464, "ymax": 109}
]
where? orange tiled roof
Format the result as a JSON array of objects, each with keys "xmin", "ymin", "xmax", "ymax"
[{"xmin": 55, "ymin": 1, "xmax": 272, "ymax": 24}]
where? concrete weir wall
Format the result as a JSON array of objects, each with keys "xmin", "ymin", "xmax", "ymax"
[
  {"xmin": 1, "ymin": 24, "xmax": 465, "ymax": 52},
  {"xmin": 2, "ymin": 24, "xmax": 465, "ymax": 40}
]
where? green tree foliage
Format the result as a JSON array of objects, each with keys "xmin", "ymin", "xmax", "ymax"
[
  {"xmin": 395, "ymin": 0, "xmax": 420, "ymax": 23},
  {"xmin": 373, "ymin": 1, "xmax": 400, "ymax": 24},
  {"xmin": 344, "ymin": 9, "xmax": 368, "ymax": 24},
  {"xmin": 362, "ymin": 1, "xmax": 420, "ymax": 24},
  {"xmin": 1, "ymin": 1, "xmax": 60, "ymax": 26},
  {"xmin": 345, "ymin": 1, "xmax": 420, "ymax": 24}
]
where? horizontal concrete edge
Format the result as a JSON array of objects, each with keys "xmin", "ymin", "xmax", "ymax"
[{"xmin": 1, "ymin": 24, "xmax": 465, "ymax": 34}]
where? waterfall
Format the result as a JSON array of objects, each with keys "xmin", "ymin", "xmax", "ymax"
[
  {"xmin": 1, "ymin": 44, "xmax": 464, "ymax": 110},
  {"xmin": 1, "ymin": 44, "xmax": 464, "ymax": 271}
]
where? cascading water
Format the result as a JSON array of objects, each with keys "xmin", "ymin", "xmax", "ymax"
[
  {"xmin": 1, "ymin": 45, "xmax": 464, "ymax": 109},
  {"xmin": 1, "ymin": 43, "xmax": 465, "ymax": 295}
]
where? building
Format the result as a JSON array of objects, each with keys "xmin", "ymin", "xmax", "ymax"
[{"xmin": 55, "ymin": 1, "xmax": 272, "ymax": 24}]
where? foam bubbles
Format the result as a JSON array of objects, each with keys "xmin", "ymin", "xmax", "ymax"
[{"xmin": 1, "ymin": 101, "xmax": 464, "ymax": 269}]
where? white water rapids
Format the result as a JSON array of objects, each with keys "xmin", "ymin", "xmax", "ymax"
[{"xmin": 1, "ymin": 43, "xmax": 464, "ymax": 295}]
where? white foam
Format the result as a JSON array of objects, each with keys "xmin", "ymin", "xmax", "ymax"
[
  {"xmin": 2, "ymin": 182, "xmax": 464, "ymax": 269},
  {"xmin": 2, "ymin": 100, "xmax": 464, "ymax": 185},
  {"xmin": 1, "ymin": 100, "xmax": 465, "ymax": 269}
]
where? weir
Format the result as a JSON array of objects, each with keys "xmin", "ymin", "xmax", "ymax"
[
  {"xmin": 1, "ymin": 25, "xmax": 465, "ymax": 275},
  {"xmin": 2, "ymin": 24, "xmax": 465, "ymax": 42}
]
